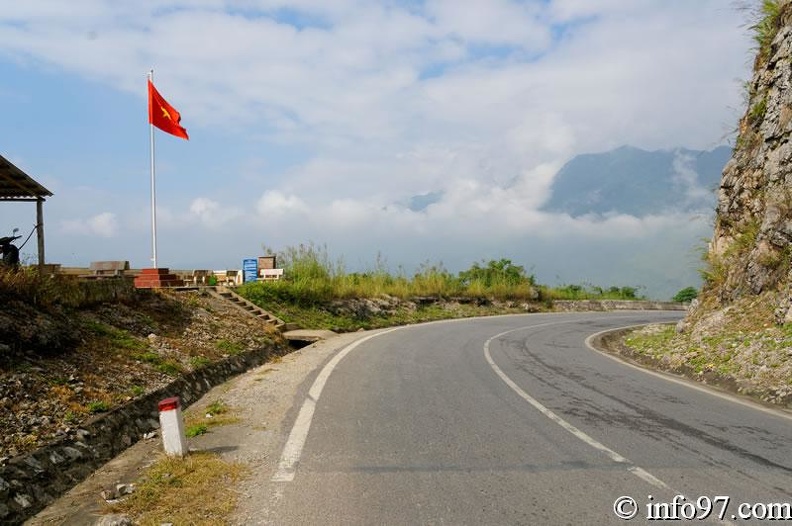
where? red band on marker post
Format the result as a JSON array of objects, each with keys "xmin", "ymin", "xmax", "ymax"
[{"xmin": 158, "ymin": 397, "xmax": 180, "ymax": 412}]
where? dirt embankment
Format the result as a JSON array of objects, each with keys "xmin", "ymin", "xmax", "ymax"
[{"xmin": 0, "ymin": 289, "xmax": 283, "ymax": 461}]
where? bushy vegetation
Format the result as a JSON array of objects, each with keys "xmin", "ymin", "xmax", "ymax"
[
  {"xmin": 245, "ymin": 243, "xmax": 646, "ymax": 303},
  {"xmin": 0, "ymin": 266, "xmax": 136, "ymax": 308},
  {"xmin": 541, "ymin": 284, "xmax": 643, "ymax": 301},
  {"xmin": 672, "ymin": 286, "xmax": 699, "ymax": 303},
  {"xmin": 238, "ymin": 243, "xmax": 648, "ymax": 329}
]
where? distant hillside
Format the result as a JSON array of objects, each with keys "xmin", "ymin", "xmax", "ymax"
[{"xmin": 542, "ymin": 145, "xmax": 732, "ymax": 217}]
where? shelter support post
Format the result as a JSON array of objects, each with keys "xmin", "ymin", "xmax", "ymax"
[{"xmin": 36, "ymin": 198, "xmax": 44, "ymax": 268}]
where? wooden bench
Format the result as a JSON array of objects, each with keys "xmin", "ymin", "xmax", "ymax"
[
  {"xmin": 226, "ymin": 269, "xmax": 241, "ymax": 285},
  {"xmin": 259, "ymin": 268, "xmax": 284, "ymax": 281},
  {"xmin": 85, "ymin": 260, "xmax": 130, "ymax": 278},
  {"xmin": 213, "ymin": 269, "xmax": 241, "ymax": 285},
  {"xmin": 184, "ymin": 269, "xmax": 211, "ymax": 286}
]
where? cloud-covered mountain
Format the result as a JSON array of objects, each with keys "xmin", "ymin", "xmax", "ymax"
[{"xmin": 542, "ymin": 145, "xmax": 731, "ymax": 217}]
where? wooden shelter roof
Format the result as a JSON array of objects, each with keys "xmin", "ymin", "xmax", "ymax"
[{"xmin": 0, "ymin": 153, "xmax": 52, "ymax": 201}]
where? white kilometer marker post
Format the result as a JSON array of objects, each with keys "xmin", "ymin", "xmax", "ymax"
[{"xmin": 158, "ymin": 396, "xmax": 188, "ymax": 457}]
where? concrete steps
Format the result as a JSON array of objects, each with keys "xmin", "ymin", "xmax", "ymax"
[
  {"xmin": 205, "ymin": 287, "xmax": 338, "ymax": 346},
  {"xmin": 134, "ymin": 268, "xmax": 185, "ymax": 288},
  {"xmin": 208, "ymin": 286, "xmax": 287, "ymax": 332}
]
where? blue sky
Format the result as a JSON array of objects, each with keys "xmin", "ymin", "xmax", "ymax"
[{"xmin": 0, "ymin": 1, "xmax": 755, "ymax": 297}]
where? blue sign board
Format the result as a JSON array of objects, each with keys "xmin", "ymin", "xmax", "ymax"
[{"xmin": 242, "ymin": 258, "xmax": 258, "ymax": 283}]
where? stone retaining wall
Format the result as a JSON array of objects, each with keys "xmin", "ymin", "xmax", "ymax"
[
  {"xmin": 552, "ymin": 300, "xmax": 686, "ymax": 311},
  {"xmin": 0, "ymin": 343, "xmax": 286, "ymax": 524},
  {"xmin": 76, "ymin": 277, "xmax": 138, "ymax": 306}
]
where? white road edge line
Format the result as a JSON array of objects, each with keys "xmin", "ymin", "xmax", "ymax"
[
  {"xmin": 585, "ymin": 325, "xmax": 792, "ymax": 423},
  {"xmin": 483, "ymin": 327, "xmax": 670, "ymax": 489},
  {"xmin": 272, "ymin": 327, "xmax": 401, "ymax": 482}
]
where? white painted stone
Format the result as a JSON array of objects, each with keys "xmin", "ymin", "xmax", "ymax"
[{"xmin": 158, "ymin": 397, "xmax": 188, "ymax": 457}]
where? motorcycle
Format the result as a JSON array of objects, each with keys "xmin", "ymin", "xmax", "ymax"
[{"xmin": 0, "ymin": 228, "xmax": 21, "ymax": 268}]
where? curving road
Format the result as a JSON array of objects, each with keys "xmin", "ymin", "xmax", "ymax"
[{"xmin": 261, "ymin": 312, "xmax": 792, "ymax": 525}]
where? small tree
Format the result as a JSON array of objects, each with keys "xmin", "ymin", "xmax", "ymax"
[
  {"xmin": 672, "ymin": 286, "xmax": 698, "ymax": 303},
  {"xmin": 458, "ymin": 259, "xmax": 534, "ymax": 288}
]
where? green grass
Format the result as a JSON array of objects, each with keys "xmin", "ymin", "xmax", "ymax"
[
  {"xmin": 86, "ymin": 400, "xmax": 110, "ymax": 414},
  {"xmin": 215, "ymin": 339, "xmax": 244, "ymax": 355},
  {"xmin": 133, "ymin": 351, "xmax": 161, "ymax": 364},
  {"xmin": 183, "ymin": 399, "xmax": 239, "ymax": 440},
  {"xmin": 625, "ymin": 292, "xmax": 792, "ymax": 383},
  {"xmin": 189, "ymin": 356, "xmax": 211, "ymax": 369},
  {"xmin": 185, "ymin": 423, "xmax": 208, "ymax": 438},
  {"xmin": 0, "ymin": 266, "xmax": 139, "ymax": 308},
  {"xmin": 85, "ymin": 320, "xmax": 148, "ymax": 351},
  {"xmin": 752, "ymin": 0, "xmax": 782, "ymax": 65},
  {"xmin": 626, "ymin": 326, "xmax": 733, "ymax": 375},
  {"xmin": 108, "ymin": 451, "xmax": 246, "ymax": 524},
  {"xmin": 205, "ymin": 400, "xmax": 229, "ymax": 416},
  {"xmin": 625, "ymin": 325, "xmax": 676, "ymax": 358},
  {"xmin": 237, "ymin": 244, "xmax": 650, "ymax": 330},
  {"xmin": 132, "ymin": 351, "xmax": 183, "ymax": 376},
  {"xmin": 749, "ymin": 95, "xmax": 768, "ymax": 125},
  {"xmin": 156, "ymin": 361, "xmax": 183, "ymax": 376}
]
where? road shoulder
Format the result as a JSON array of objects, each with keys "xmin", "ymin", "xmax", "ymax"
[{"xmin": 27, "ymin": 331, "xmax": 371, "ymax": 525}]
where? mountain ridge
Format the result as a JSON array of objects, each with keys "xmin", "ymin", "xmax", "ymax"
[{"xmin": 542, "ymin": 144, "xmax": 732, "ymax": 217}]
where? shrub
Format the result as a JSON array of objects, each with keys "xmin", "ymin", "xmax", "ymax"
[
  {"xmin": 673, "ymin": 287, "xmax": 699, "ymax": 303},
  {"xmin": 458, "ymin": 259, "xmax": 534, "ymax": 289}
]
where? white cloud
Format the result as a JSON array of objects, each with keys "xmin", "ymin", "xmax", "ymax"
[
  {"xmin": 188, "ymin": 197, "xmax": 243, "ymax": 228},
  {"xmin": 671, "ymin": 151, "xmax": 713, "ymax": 207},
  {"xmin": 0, "ymin": 0, "xmax": 753, "ymax": 297},
  {"xmin": 256, "ymin": 190, "xmax": 309, "ymax": 216},
  {"xmin": 425, "ymin": 0, "xmax": 550, "ymax": 48},
  {"xmin": 61, "ymin": 212, "xmax": 118, "ymax": 238}
]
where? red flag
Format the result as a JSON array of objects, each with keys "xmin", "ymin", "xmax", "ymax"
[{"xmin": 148, "ymin": 80, "xmax": 189, "ymax": 140}]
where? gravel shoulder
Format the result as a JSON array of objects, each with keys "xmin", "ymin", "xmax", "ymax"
[{"xmin": 27, "ymin": 330, "xmax": 371, "ymax": 525}]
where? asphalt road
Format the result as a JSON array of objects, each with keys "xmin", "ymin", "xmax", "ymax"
[{"xmin": 260, "ymin": 311, "xmax": 792, "ymax": 525}]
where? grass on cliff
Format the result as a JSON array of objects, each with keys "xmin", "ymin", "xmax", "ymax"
[
  {"xmin": 751, "ymin": 0, "xmax": 783, "ymax": 65},
  {"xmin": 624, "ymin": 292, "xmax": 792, "ymax": 405}
]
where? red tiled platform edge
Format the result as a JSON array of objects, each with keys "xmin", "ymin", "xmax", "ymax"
[{"xmin": 134, "ymin": 268, "xmax": 185, "ymax": 289}]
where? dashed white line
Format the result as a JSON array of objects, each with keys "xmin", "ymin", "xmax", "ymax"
[
  {"xmin": 484, "ymin": 323, "xmax": 737, "ymax": 525},
  {"xmin": 483, "ymin": 326, "xmax": 670, "ymax": 490}
]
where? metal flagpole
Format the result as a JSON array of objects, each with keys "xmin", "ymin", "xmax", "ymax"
[{"xmin": 148, "ymin": 69, "xmax": 158, "ymax": 269}]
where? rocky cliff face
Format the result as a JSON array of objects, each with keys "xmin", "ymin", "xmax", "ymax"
[{"xmin": 703, "ymin": 0, "xmax": 792, "ymax": 324}]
